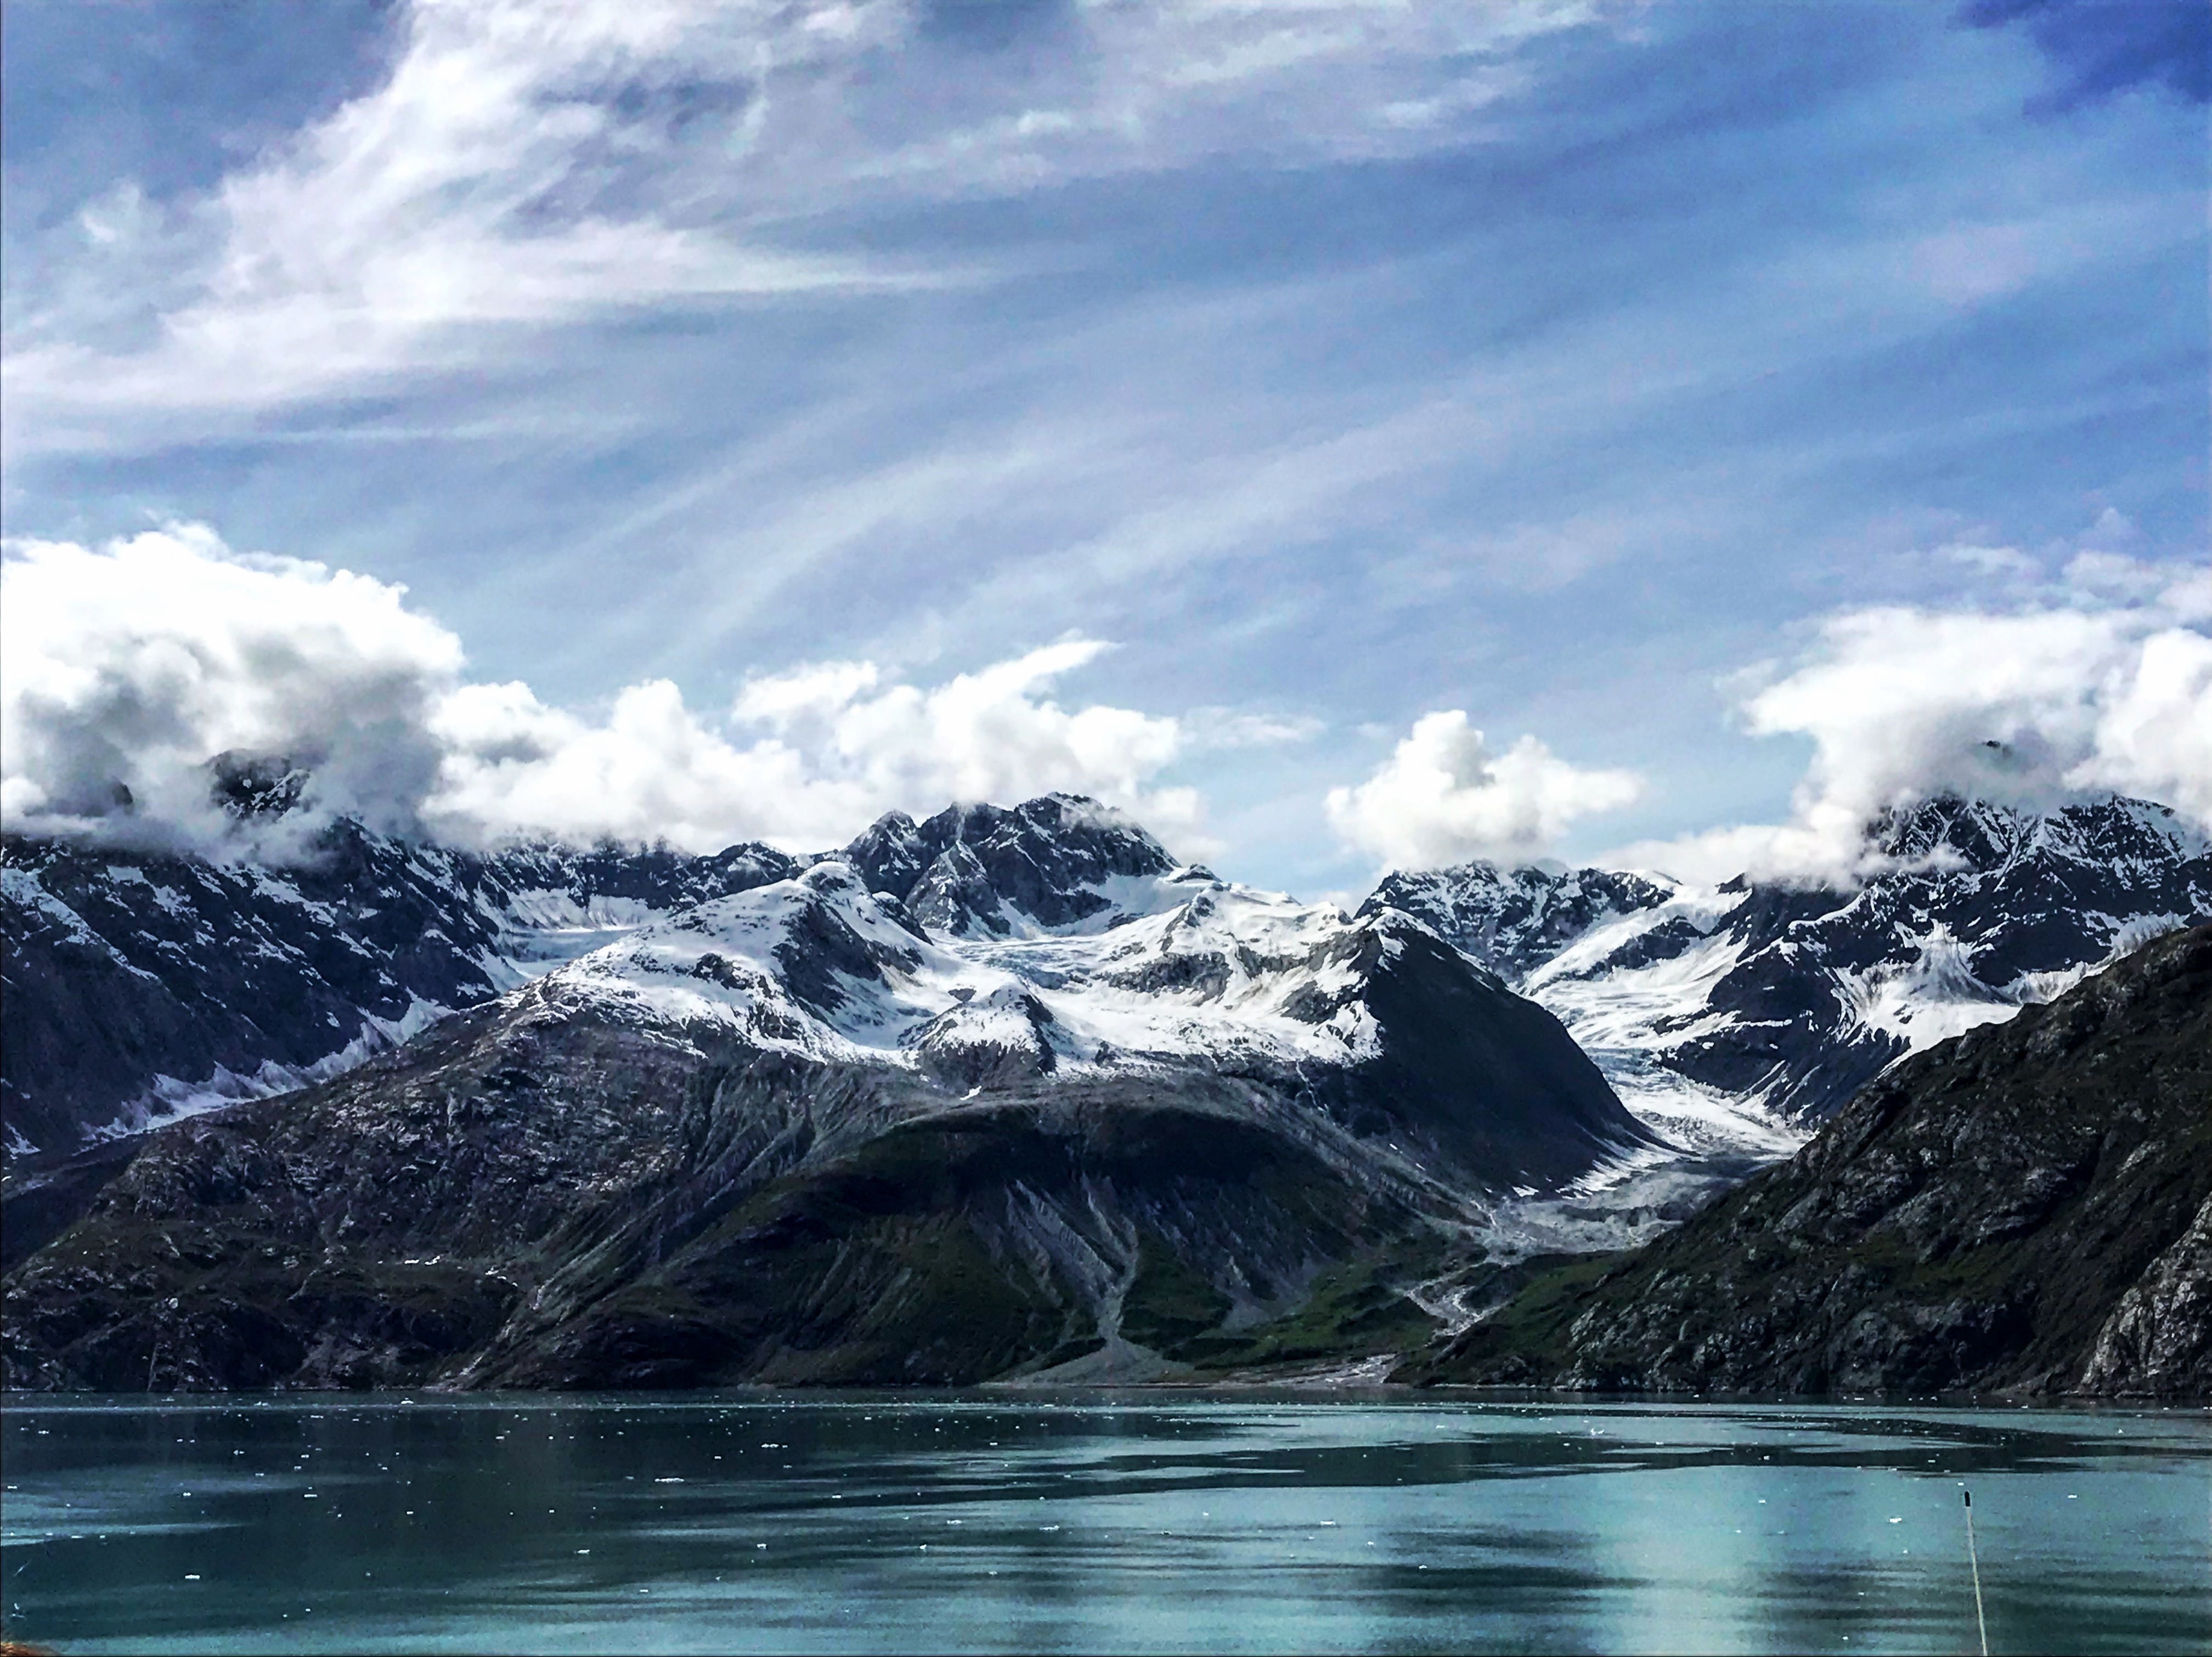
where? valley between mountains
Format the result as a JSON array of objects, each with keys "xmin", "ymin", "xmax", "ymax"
[{"xmin": 4, "ymin": 784, "xmax": 2208, "ymax": 1395}]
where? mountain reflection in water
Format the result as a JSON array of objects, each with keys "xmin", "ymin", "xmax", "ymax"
[{"xmin": 3, "ymin": 1396, "xmax": 2205, "ymax": 1654}]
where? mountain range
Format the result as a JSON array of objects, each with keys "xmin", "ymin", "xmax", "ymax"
[
  {"xmin": 1374, "ymin": 793, "xmax": 2211, "ymax": 1143},
  {"xmin": 10, "ymin": 787, "xmax": 2202, "ymax": 1168},
  {"xmin": 3, "ymin": 780, "xmax": 2207, "ymax": 1391},
  {"xmin": 3, "ymin": 796, "xmax": 1641, "ymax": 1387}
]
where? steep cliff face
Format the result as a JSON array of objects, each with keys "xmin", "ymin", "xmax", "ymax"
[
  {"xmin": 2, "ymin": 854, "xmax": 1647, "ymax": 1390},
  {"xmin": 1408, "ymin": 924, "xmax": 2212, "ymax": 1399},
  {"xmin": 2, "ymin": 825, "xmax": 511, "ymax": 1157},
  {"xmin": 837, "ymin": 795, "xmax": 1180, "ymax": 938}
]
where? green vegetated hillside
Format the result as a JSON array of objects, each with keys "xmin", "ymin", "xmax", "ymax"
[
  {"xmin": 0, "ymin": 988, "xmax": 1502, "ymax": 1391},
  {"xmin": 1406, "ymin": 924, "xmax": 2212, "ymax": 1399}
]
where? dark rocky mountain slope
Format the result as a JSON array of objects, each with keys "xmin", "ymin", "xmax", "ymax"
[
  {"xmin": 2, "ymin": 856, "xmax": 1649, "ymax": 1390},
  {"xmin": 1406, "ymin": 923, "xmax": 2212, "ymax": 1399},
  {"xmin": 1, "ymin": 823, "xmax": 799, "ymax": 1158}
]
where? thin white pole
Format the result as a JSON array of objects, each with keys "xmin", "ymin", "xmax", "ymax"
[{"xmin": 1963, "ymin": 1488, "xmax": 1989, "ymax": 1657}]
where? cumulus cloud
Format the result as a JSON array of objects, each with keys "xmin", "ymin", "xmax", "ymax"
[
  {"xmin": 1327, "ymin": 544, "xmax": 2212, "ymax": 886},
  {"xmin": 0, "ymin": 526, "xmax": 462, "ymax": 850},
  {"xmin": 0, "ymin": 525, "xmax": 1210, "ymax": 857},
  {"xmin": 1606, "ymin": 555, "xmax": 2212, "ymax": 885},
  {"xmin": 433, "ymin": 638, "xmax": 1195, "ymax": 851},
  {"xmin": 1325, "ymin": 710, "xmax": 1644, "ymax": 870}
]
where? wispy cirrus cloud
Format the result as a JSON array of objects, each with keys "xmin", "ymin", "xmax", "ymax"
[
  {"xmin": 1, "ymin": 0, "xmax": 1630, "ymax": 455},
  {"xmin": 4, "ymin": 2, "xmax": 927, "ymax": 449}
]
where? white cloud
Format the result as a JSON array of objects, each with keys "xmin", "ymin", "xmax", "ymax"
[
  {"xmin": 2, "ymin": 0, "xmax": 1628, "ymax": 453},
  {"xmin": 1325, "ymin": 710, "xmax": 1644, "ymax": 869},
  {"xmin": 1329, "ymin": 553, "xmax": 2212, "ymax": 887},
  {"xmin": 432, "ymin": 637, "xmax": 1195, "ymax": 852},
  {"xmin": 1181, "ymin": 708, "xmax": 1327, "ymax": 750},
  {"xmin": 0, "ymin": 525, "xmax": 462, "ymax": 850},
  {"xmin": 1904, "ymin": 199, "xmax": 2185, "ymax": 308},
  {"xmin": 3, "ymin": 2, "xmax": 936, "ymax": 451},
  {"xmin": 1605, "ymin": 558, "xmax": 2212, "ymax": 885},
  {"xmin": 15, "ymin": 524, "xmax": 2202, "ymax": 890},
  {"xmin": 1, "ymin": 524, "xmax": 1206, "ymax": 856},
  {"xmin": 1940, "ymin": 541, "xmax": 2042, "ymax": 580}
]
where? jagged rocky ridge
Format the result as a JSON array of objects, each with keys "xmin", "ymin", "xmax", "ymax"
[
  {"xmin": 1405, "ymin": 923, "xmax": 2212, "ymax": 1398},
  {"xmin": 0, "ymin": 822, "xmax": 802, "ymax": 1157},
  {"xmin": 1372, "ymin": 795, "xmax": 2212, "ymax": 1137},
  {"xmin": 1, "ymin": 793, "xmax": 1180, "ymax": 1160},
  {"xmin": 12, "ymin": 783, "xmax": 2201, "ymax": 1169},
  {"xmin": 2, "ymin": 830, "xmax": 1648, "ymax": 1388}
]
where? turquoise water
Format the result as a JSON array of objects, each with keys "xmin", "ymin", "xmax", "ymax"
[{"xmin": 3, "ymin": 1395, "xmax": 2205, "ymax": 1654}]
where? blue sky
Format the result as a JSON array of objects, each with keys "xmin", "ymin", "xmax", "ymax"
[{"xmin": 3, "ymin": 1, "xmax": 2206, "ymax": 892}]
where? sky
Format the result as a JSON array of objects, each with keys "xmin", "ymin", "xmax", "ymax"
[{"xmin": 2, "ymin": 0, "xmax": 2207, "ymax": 895}]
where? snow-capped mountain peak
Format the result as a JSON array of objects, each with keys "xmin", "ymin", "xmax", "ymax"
[
  {"xmin": 522, "ymin": 856, "xmax": 1650, "ymax": 1191},
  {"xmin": 1385, "ymin": 793, "xmax": 2212, "ymax": 1144},
  {"xmin": 546, "ymin": 862, "xmax": 1391, "ymax": 1078},
  {"xmin": 1359, "ymin": 861, "xmax": 1676, "ymax": 983},
  {"xmin": 543, "ymin": 861, "xmax": 953, "ymax": 1062},
  {"xmin": 835, "ymin": 793, "xmax": 1182, "ymax": 938}
]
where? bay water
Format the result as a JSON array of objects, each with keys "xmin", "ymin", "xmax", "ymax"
[{"xmin": 3, "ymin": 1394, "xmax": 2205, "ymax": 1654}]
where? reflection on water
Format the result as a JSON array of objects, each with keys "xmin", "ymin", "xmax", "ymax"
[{"xmin": 3, "ymin": 1395, "xmax": 2206, "ymax": 1654}]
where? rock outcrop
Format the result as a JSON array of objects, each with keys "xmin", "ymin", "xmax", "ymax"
[{"xmin": 1407, "ymin": 923, "xmax": 2212, "ymax": 1398}]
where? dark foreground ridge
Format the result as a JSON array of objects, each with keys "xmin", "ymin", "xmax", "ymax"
[{"xmin": 1404, "ymin": 923, "xmax": 2212, "ymax": 1399}]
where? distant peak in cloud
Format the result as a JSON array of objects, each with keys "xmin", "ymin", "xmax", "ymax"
[
  {"xmin": 1960, "ymin": 0, "xmax": 2210, "ymax": 112},
  {"xmin": 0, "ymin": 524, "xmax": 1218, "ymax": 859},
  {"xmin": 1605, "ymin": 555, "xmax": 2212, "ymax": 886}
]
